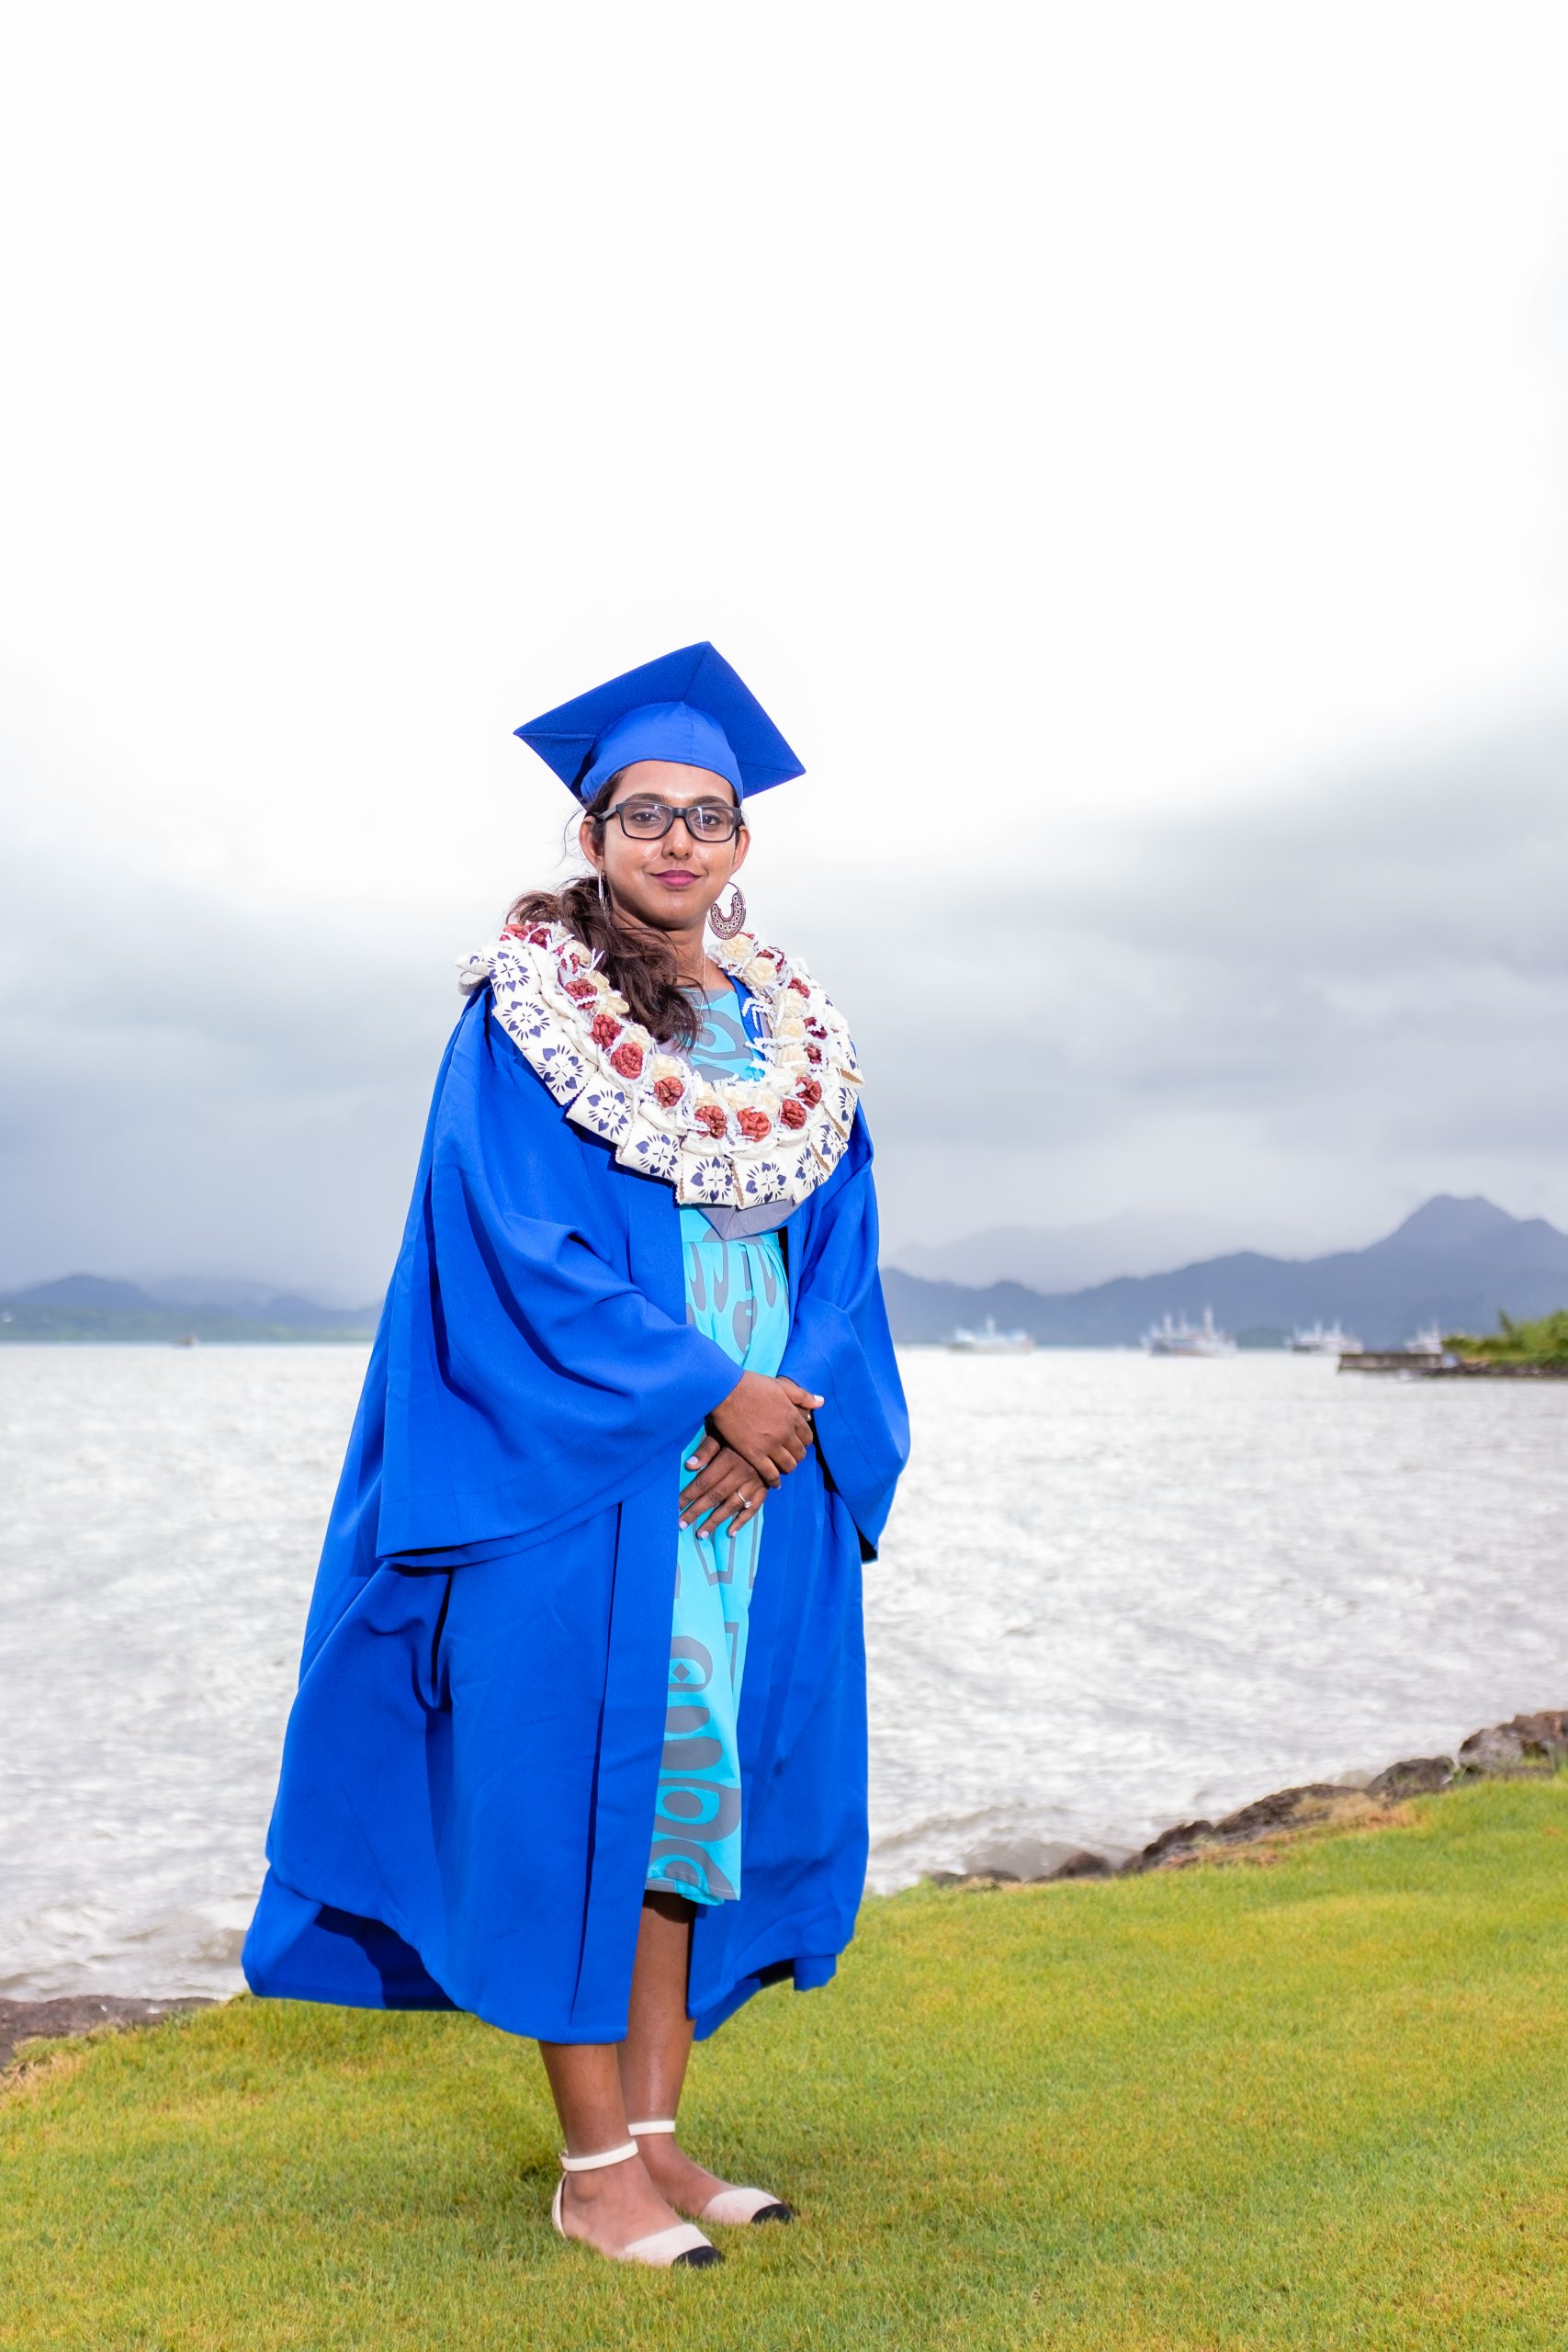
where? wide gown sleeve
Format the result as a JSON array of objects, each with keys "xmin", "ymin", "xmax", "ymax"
[
  {"xmin": 778, "ymin": 1109, "xmax": 909, "ymax": 1559},
  {"xmin": 371, "ymin": 992, "xmax": 741, "ymax": 1562}
]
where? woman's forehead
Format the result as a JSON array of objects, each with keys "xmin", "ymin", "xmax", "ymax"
[{"xmin": 609, "ymin": 760, "xmax": 738, "ymax": 805}]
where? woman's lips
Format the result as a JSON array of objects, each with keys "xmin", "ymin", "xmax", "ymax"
[{"xmin": 654, "ymin": 871, "xmax": 698, "ymax": 888}]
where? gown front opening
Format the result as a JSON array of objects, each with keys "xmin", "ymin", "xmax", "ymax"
[{"xmin": 651, "ymin": 983, "xmax": 789, "ymax": 1907}]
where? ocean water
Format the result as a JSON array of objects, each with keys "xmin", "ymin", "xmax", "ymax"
[{"xmin": 2, "ymin": 1342, "xmax": 1565, "ymax": 2001}]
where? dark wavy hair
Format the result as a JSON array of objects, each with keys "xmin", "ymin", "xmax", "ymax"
[{"xmin": 506, "ymin": 775, "xmax": 742, "ymax": 1052}]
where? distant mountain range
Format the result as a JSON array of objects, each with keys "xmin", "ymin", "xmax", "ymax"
[
  {"xmin": 0, "ymin": 1272, "xmax": 378, "ymax": 1343},
  {"xmin": 882, "ymin": 1195, "xmax": 1568, "ymax": 1348},
  {"xmin": 889, "ymin": 1209, "xmax": 1315, "ymax": 1293},
  {"xmin": 6, "ymin": 1194, "xmax": 1566, "ymax": 1349}
]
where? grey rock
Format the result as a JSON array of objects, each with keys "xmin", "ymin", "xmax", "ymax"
[
  {"xmin": 1502, "ymin": 1710, "xmax": 1568, "ymax": 1759},
  {"xmin": 1515, "ymin": 1709, "xmax": 1568, "ymax": 1749},
  {"xmin": 1044, "ymin": 1849, "xmax": 1113, "ymax": 1882},
  {"xmin": 1458, "ymin": 1710, "xmax": 1568, "ymax": 1774},
  {"xmin": 1455, "ymin": 1714, "xmax": 1564, "ymax": 1775},
  {"xmin": 1213, "ymin": 1783, "xmax": 1347, "ymax": 1840},
  {"xmin": 0, "ymin": 1994, "xmax": 217, "ymax": 2073},
  {"xmin": 960, "ymin": 1834, "xmax": 1089, "ymax": 1883},
  {"xmin": 1367, "ymin": 1756, "xmax": 1454, "ymax": 1797},
  {"xmin": 1459, "ymin": 1725, "xmax": 1532, "ymax": 1771},
  {"xmin": 933, "ymin": 1843, "xmax": 1113, "ymax": 1891},
  {"xmin": 1133, "ymin": 1782, "xmax": 1383, "ymax": 1871},
  {"xmin": 1132, "ymin": 1819, "xmax": 1216, "ymax": 1871}
]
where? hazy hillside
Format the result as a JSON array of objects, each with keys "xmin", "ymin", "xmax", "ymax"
[
  {"xmin": 883, "ymin": 1195, "xmax": 1568, "ymax": 1348},
  {"xmin": 0, "ymin": 1273, "xmax": 378, "ymax": 1343},
  {"xmin": 889, "ymin": 1209, "xmax": 1314, "ymax": 1292}
]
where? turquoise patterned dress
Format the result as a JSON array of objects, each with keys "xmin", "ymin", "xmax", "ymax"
[{"xmin": 646, "ymin": 983, "xmax": 791, "ymax": 1908}]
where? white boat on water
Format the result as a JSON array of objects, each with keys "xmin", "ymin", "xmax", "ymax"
[
  {"xmin": 1289, "ymin": 1320, "xmax": 1363, "ymax": 1355},
  {"xmin": 946, "ymin": 1317, "xmax": 1035, "ymax": 1355},
  {"xmin": 1142, "ymin": 1307, "xmax": 1236, "ymax": 1358},
  {"xmin": 1404, "ymin": 1323, "xmax": 1448, "ymax": 1356}
]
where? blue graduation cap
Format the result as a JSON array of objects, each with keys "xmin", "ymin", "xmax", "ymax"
[{"xmin": 515, "ymin": 641, "xmax": 804, "ymax": 804}]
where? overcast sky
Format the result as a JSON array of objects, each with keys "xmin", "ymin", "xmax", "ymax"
[{"xmin": 3, "ymin": 3, "xmax": 1567, "ymax": 1294}]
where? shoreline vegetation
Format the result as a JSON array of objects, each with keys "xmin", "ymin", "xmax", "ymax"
[
  {"xmin": 1344, "ymin": 1311, "xmax": 1568, "ymax": 1381},
  {"xmin": 6, "ymin": 1761, "xmax": 1568, "ymax": 2347},
  {"xmin": 1443, "ymin": 1308, "xmax": 1568, "ymax": 1371},
  {"xmin": 8, "ymin": 1769, "xmax": 1568, "ymax": 2342}
]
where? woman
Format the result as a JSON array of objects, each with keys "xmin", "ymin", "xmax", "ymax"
[{"xmin": 243, "ymin": 641, "xmax": 908, "ymax": 2271}]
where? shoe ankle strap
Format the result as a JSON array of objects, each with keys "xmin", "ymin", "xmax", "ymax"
[
  {"xmin": 626, "ymin": 2118, "xmax": 678, "ymax": 2135},
  {"xmin": 559, "ymin": 2139, "xmax": 639, "ymax": 2173}
]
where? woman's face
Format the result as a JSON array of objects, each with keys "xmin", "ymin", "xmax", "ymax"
[{"xmin": 582, "ymin": 760, "xmax": 750, "ymax": 936}]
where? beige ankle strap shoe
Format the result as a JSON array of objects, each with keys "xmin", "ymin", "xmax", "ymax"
[
  {"xmin": 551, "ymin": 2140, "xmax": 723, "ymax": 2268},
  {"xmin": 625, "ymin": 2119, "xmax": 795, "ymax": 2227}
]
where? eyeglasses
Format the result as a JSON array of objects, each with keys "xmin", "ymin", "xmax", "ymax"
[{"xmin": 594, "ymin": 798, "xmax": 745, "ymax": 842}]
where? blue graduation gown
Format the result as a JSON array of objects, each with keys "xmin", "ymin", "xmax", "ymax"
[{"xmin": 242, "ymin": 987, "xmax": 908, "ymax": 2042}]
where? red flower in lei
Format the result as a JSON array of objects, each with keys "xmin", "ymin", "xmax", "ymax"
[
  {"xmin": 737, "ymin": 1108, "xmax": 773, "ymax": 1142},
  {"xmin": 590, "ymin": 1012, "xmax": 621, "ymax": 1049},
  {"xmin": 779, "ymin": 1098, "xmax": 808, "ymax": 1130},
  {"xmin": 795, "ymin": 1076, "xmax": 823, "ymax": 1107},
  {"xmin": 609, "ymin": 1042, "xmax": 644, "ymax": 1080},
  {"xmin": 694, "ymin": 1102, "xmax": 728, "ymax": 1138},
  {"xmin": 805, "ymin": 1044, "xmax": 823, "ymax": 1065},
  {"xmin": 787, "ymin": 976, "xmax": 810, "ymax": 997},
  {"xmin": 564, "ymin": 977, "xmax": 598, "ymax": 1002},
  {"xmin": 652, "ymin": 1074, "xmax": 684, "ymax": 1109}
]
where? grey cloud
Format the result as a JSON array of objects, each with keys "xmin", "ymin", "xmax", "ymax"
[
  {"xmin": 779, "ymin": 714, "xmax": 1568, "ymax": 1170},
  {"xmin": 3, "ymin": 712, "xmax": 1565, "ymax": 1288},
  {"xmin": 0, "ymin": 777, "xmax": 485, "ymax": 1292}
]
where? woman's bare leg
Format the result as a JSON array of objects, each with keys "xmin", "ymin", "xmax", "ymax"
[
  {"xmin": 537, "ymin": 1909, "xmax": 690, "ymax": 2257},
  {"xmin": 536, "ymin": 2041, "xmax": 683, "ymax": 2252},
  {"xmin": 540, "ymin": 1890, "xmax": 739, "ymax": 2246},
  {"xmin": 617, "ymin": 1888, "xmax": 697, "ymax": 2118},
  {"xmin": 616, "ymin": 1890, "xmax": 750, "ymax": 2217}
]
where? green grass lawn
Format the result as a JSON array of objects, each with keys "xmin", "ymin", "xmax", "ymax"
[{"xmin": 6, "ymin": 1779, "xmax": 1568, "ymax": 2351}]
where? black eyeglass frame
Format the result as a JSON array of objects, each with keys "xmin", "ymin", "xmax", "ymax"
[{"xmin": 590, "ymin": 798, "xmax": 747, "ymax": 843}]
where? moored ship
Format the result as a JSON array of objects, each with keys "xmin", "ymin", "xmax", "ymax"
[
  {"xmin": 945, "ymin": 1317, "xmax": 1035, "ymax": 1355},
  {"xmin": 1404, "ymin": 1323, "xmax": 1447, "ymax": 1355},
  {"xmin": 1289, "ymin": 1320, "xmax": 1363, "ymax": 1355},
  {"xmin": 1142, "ymin": 1307, "xmax": 1236, "ymax": 1358}
]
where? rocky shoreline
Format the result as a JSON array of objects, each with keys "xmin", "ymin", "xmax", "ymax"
[
  {"xmin": 0, "ymin": 1993, "xmax": 218, "ymax": 2073},
  {"xmin": 1341, "ymin": 1355, "xmax": 1568, "ymax": 1379},
  {"xmin": 926, "ymin": 1709, "xmax": 1568, "ymax": 1890},
  {"xmin": 4, "ymin": 1713, "xmax": 1564, "ymax": 2070}
]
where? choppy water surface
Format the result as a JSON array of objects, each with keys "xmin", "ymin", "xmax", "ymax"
[{"xmin": 2, "ymin": 1344, "xmax": 1565, "ymax": 1999}]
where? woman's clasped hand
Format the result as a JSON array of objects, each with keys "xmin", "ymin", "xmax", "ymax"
[{"xmin": 680, "ymin": 1371, "xmax": 824, "ymax": 1531}]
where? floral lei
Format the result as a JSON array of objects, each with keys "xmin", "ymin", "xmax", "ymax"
[{"xmin": 457, "ymin": 919, "xmax": 863, "ymax": 1210}]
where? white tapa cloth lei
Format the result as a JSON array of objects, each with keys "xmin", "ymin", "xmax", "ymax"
[{"xmin": 457, "ymin": 920, "xmax": 862, "ymax": 1212}]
